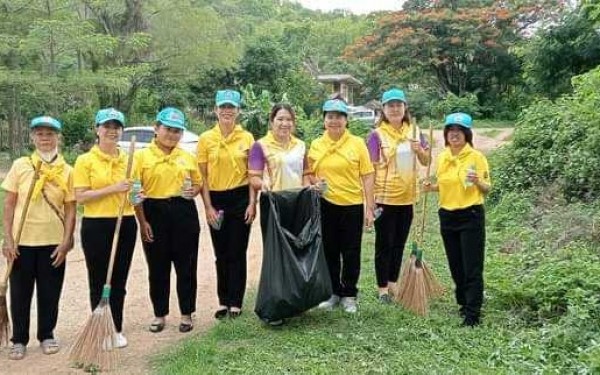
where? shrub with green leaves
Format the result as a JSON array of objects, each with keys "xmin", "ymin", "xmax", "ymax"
[{"xmin": 490, "ymin": 66, "xmax": 600, "ymax": 202}]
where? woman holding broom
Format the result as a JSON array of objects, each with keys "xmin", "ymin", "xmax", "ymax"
[
  {"xmin": 197, "ymin": 90, "xmax": 256, "ymax": 320},
  {"xmin": 423, "ymin": 112, "xmax": 491, "ymax": 327},
  {"xmin": 309, "ymin": 96, "xmax": 375, "ymax": 314},
  {"xmin": 366, "ymin": 88, "xmax": 429, "ymax": 304},
  {"xmin": 134, "ymin": 107, "xmax": 202, "ymax": 333},
  {"xmin": 73, "ymin": 108, "xmax": 139, "ymax": 347},
  {"xmin": 1, "ymin": 116, "xmax": 76, "ymax": 360}
]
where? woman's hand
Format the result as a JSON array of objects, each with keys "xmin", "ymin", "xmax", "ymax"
[
  {"xmin": 2, "ymin": 238, "xmax": 18, "ymax": 262},
  {"xmin": 244, "ymin": 203, "xmax": 256, "ymax": 225},
  {"xmin": 205, "ymin": 205, "xmax": 219, "ymax": 228},
  {"xmin": 364, "ymin": 206, "xmax": 375, "ymax": 229},
  {"xmin": 111, "ymin": 180, "xmax": 131, "ymax": 194},
  {"xmin": 51, "ymin": 242, "xmax": 70, "ymax": 268},
  {"xmin": 140, "ymin": 221, "xmax": 154, "ymax": 243},
  {"xmin": 422, "ymin": 180, "xmax": 438, "ymax": 193}
]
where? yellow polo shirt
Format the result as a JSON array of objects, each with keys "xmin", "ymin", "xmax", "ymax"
[
  {"xmin": 1, "ymin": 153, "xmax": 75, "ymax": 246},
  {"xmin": 134, "ymin": 141, "xmax": 202, "ymax": 198},
  {"xmin": 436, "ymin": 144, "xmax": 491, "ymax": 210},
  {"xmin": 248, "ymin": 132, "xmax": 307, "ymax": 191},
  {"xmin": 73, "ymin": 145, "xmax": 135, "ymax": 218},
  {"xmin": 197, "ymin": 124, "xmax": 254, "ymax": 191},
  {"xmin": 370, "ymin": 122, "xmax": 422, "ymax": 205},
  {"xmin": 308, "ymin": 130, "xmax": 374, "ymax": 206}
]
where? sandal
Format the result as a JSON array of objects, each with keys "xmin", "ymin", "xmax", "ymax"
[
  {"xmin": 214, "ymin": 307, "xmax": 228, "ymax": 320},
  {"xmin": 9, "ymin": 343, "xmax": 26, "ymax": 360},
  {"xmin": 41, "ymin": 338, "xmax": 60, "ymax": 355},
  {"xmin": 149, "ymin": 318, "xmax": 166, "ymax": 333},
  {"xmin": 178, "ymin": 322, "xmax": 194, "ymax": 333}
]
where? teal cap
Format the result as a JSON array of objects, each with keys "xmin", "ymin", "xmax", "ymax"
[
  {"xmin": 444, "ymin": 112, "xmax": 473, "ymax": 129},
  {"xmin": 322, "ymin": 99, "xmax": 348, "ymax": 115},
  {"xmin": 95, "ymin": 108, "xmax": 125, "ymax": 127},
  {"xmin": 381, "ymin": 88, "xmax": 407, "ymax": 104},
  {"xmin": 156, "ymin": 107, "xmax": 186, "ymax": 130},
  {"xmin": 30, "ymin": 116, "xmax": 61, "ymax": 131},
  {"xmin": 215, "ymin": 90, "xmax": 241, "ymax": 107}
]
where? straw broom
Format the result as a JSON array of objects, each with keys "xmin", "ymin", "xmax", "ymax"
[
  {"xmin": 395, "ymin": 123, "xmax": 443, "ymax": 315},
  {"xmin": 0, "ymin": 160, "xmax": 43, "ymax": 345},
  {"xmin": 70, "ymin": 137, "xmax": 136, "ymax": 372}
]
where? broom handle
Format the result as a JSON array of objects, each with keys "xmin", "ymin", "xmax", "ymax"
[
  {"xmin": 418, "ymin": 124, "xmax": 434, "ymax": 245},
  {"xmin": 2, "ymin": 160, "xmax": 43, "ymax": 284},
  {"xmin": 104, "ymin": 137, "xmax": 136, "ymax": 286},
  {"xmin": 410, "ymin": 122, "xmax": 418, "ymax": 243}
]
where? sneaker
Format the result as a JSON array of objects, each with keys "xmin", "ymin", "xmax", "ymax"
[
  {"xmin": 340, "ymin": 297, "xmax": 358, "ymax": 313},
  {"xmin": 40, "ymin": 338, "xmax": 60, "ymax": 355},
  {"xmin": 317, "ymin": 295, "xmax": 340, "ymax": 310},
  {"xmin": 9, "ymin": 343, "xmax": 26, "ymax": 360},
  {"xmin": 378, "ymin": 294, "xmax": 392, "ymax": 304},
  {"xmin": 115, "ymin": 332, "xmax": 128, "ymax": 348}
]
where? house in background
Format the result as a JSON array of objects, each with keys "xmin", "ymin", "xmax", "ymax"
[{"xmin": 316, "ymin": 74, "xmax": 362, "ymax": 105}]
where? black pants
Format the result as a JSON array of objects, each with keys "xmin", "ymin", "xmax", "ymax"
[
  {"xmin": 439, "ymin": 205, "xmax": 486, "ymax": 319},
  {"xmin": 209, "ymin": 185, "xmax": 252, "ymax": 308},
  {"xmin": 321, "ymin": 199, "xmax": 364, "ymax": 298},
  {"xmin": 10, "ymin": 246, "xmax": 65, "ymax": 345},
  {"xmin": 81, "ymin": 216, "xmax": 137, "ymax": 332},
  {"xmin": 142, "ymin": 197, "xmax": 200, "ymax": 317},
  {"xmin": 374, "ymin": 204, "xmax": 413, "ymax": 288}
]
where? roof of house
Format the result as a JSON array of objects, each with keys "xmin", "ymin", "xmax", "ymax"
[{"xmin": 316, "ymin": 74, "xmax": 362, "ymax": 85}]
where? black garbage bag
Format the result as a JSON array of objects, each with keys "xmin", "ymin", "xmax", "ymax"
[{"xmin": 254, "ymin": 187, "xmax": 332, "ymax": 322}]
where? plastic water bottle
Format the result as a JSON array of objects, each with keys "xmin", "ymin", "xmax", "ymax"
[
  {"xmin": 374, "ymin": 206, "xmax": 383, "ymax": 220},
  {"xmin": 211, "ymin": 210, "xmax": 224, "ymax": 230},
  {"xmin": 465, "ymin": 164, "xmax": 476, "ymax": 187},
  {"xmin": 129, "ymin": 180, "xmax": 143, "ymax": 206},
  {"xmin": 181, "ymin": 176, "xmax": 193, "ymax": 199},
  {"xmin": 318, "ymin": 180, "xmax": 328, "ymax": 194}
]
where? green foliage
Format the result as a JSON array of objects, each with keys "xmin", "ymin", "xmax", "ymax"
[
  {"xmin": 60, "ymin": 106, "xmax": 96, "ymax": 148},
  {"xmin": 491, "ymin": 66, "xmax": 600, "ymax": 202},
  {"xmin": 240, "ymin": 84, "xmax": 274, "ymax": 140},
  {"xmin": 432, "ymin": 92, "xmax": 482, "ymax": 118},
  {"xmin": 523, "ymin": 10, "xmax": 600, "ymax": 98}
]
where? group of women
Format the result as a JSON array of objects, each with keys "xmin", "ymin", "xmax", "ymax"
[{"xmin": 1, "ymin": 87, "xmax": 490, "ymax": 361}]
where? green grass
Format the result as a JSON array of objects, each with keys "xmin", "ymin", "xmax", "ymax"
[{"xmin": 153, "ymin": 194, "xmax": 596, "ymax": 374}]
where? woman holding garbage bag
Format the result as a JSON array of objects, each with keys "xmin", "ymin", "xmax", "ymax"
[
  {"xmin": 366, "ymin": 88, "xmax": 430, "ymax": 304},
  {"xmin": 73, "ymin": 108, "xmax": 140, "ymax": 348},
  {"xmin": 197, "ymin": 90, "xmax": 256, "ymax": 319},
  {"xmin": 249, "ymin": 104, "xmax": 330, "ymax": 326},
  {"xmin": 133, "ymin": 107, "xmax": 202, "ymax": 333},
  {"xmin": 2, "ymin": 116, "xmax": 76, "ymax": 360},
  {"xmin": 309, "ymin": 96, "xmax": 375, "ymax": 314},
  {"xmin": 422, "ymin": 113, "xmax": 490, "ymax": 327}
]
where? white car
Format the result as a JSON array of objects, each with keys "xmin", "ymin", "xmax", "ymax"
[
  {"xmin": 118, "ymin": 126, "xmax": 199, "ymax": 155},
  {"xmin": 348, "ymin": 106, "xmax": 377, "ymax": 127}
]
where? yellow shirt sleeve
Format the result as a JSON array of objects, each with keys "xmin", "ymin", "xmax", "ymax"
[
  {"xmin": 197, "ymin": 134, "xmax": 209, "ymax": 164},
  {"xmin": 357, "ymin": 140, "xmax": 375, "ymax": 176},
  {"xmin": 73, "ymin": 154, "xmax": 91, "ymax": 189},
  {"xmin": 64, "ymin": 167, "xmax": 76, "ymax": 203},
  {"xmin": 1, "ymin": 158, "xmax": 23, "ymax": 193}
]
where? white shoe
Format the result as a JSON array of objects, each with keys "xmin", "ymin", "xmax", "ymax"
[
  {"xmin": 317, "ymin": 295, "xmax": 340, "ymax": 310},
  {"xmin": 340, "ymin": 297, "xmax": 358, "ymax": 313},
  {"xmin": 115, "ymin": 333, "xmax": 128, "ymax": 349}
]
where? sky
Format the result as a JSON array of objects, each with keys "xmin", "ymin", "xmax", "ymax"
[{"xmin": 295, "ymin": 0, "xmax": 404, "ymax": 14}]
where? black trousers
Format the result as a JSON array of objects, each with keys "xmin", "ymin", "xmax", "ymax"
[
  {"xmin": 374, "ymin": 204, "xmax": 413, "ymax": 288},
  {"xmin": 142, "ymin": 197, "xmax": 200, "ymax": 317},
  {"xmin": 81, "ymin": 216, "xmax": 137, "ymax": 332},
  {"xmin": 439, "ymin": 205, "xmax": 486, "ymax": 318},
  {"xmin": 209, "ymin": 185, "xmax": 252, "ymax": 308},
  {"xmin": 10, "ymin": 246, "xmax": 65, "ymax": 346},
  {"xmin": 321, "ymin": 199, "xmax": 364, "ymax": 298}
]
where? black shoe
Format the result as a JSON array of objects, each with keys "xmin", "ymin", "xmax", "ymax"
[
  {"xmin": 378, "ymin": 294, "xmax": 392, "ymax": 304},
  {"xmin": 149, "ymin": 322, "xmax": 165, "ymax": 333},
  {"xmin": 178, "ymin": 322, "xmax": 194, "ymax": 333},
  {"xmin": 229, "ymin": 310, "xmax": 242, "ymax": 319},
  {"xmin": 458, "ymin": 306, "xmax": 466, "ymax": 318},
  {"xmin": 214, "ymin": 308, "xmax": 228, "ymax": 320},
  {"xmin": 461, "ymin": 316, "xmax": 481, "ymax": 327}
]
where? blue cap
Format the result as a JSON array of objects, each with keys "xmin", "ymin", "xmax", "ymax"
[
  {"xmin": 156, "ymin": 107, "xmax": 186, "ymax": 130},
  {"xmin": 30, "ymin": 116, "xmax": 61, "ymax": 131},
  {"xmin": 381, "ymin": 88, "xmax": 407, "ymax": 104},
  {"xmin": 95, "ymin": 108, "xmax": 125, "ymax": 126},
  {"xmin": 322, "ymin": 99, "xmax": 348, "ymax": 115},
  {"xmin": 444, "ymin": 112, "xmax": 473, "ymax": 129},
  {"xmin": 215, "ymin": 90, "xmax": 241, "ymax": 107}
]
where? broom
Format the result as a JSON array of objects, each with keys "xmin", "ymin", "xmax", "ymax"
[
  {"xmin": 69, "ymin": 137, "xmax": 136, "ymax": 372},
  {"xmin": 394, "ymin": 123, "xmax": 440, "ymax": 315},
  {"xmin": 0, "ymin": 159, "xmax": 43, "ymax": 345}
]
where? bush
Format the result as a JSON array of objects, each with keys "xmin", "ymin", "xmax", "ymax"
[
  {"xmin": 432, "ymin": 92, "xmax": 482, "ymax": 118},
  {"xmin": 61, "ymin": 106, "xmax": 96, "ymax": 149},
  {"xmin": 490, "ymin": 66, "xmax": 600, "ymax": 202}
]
